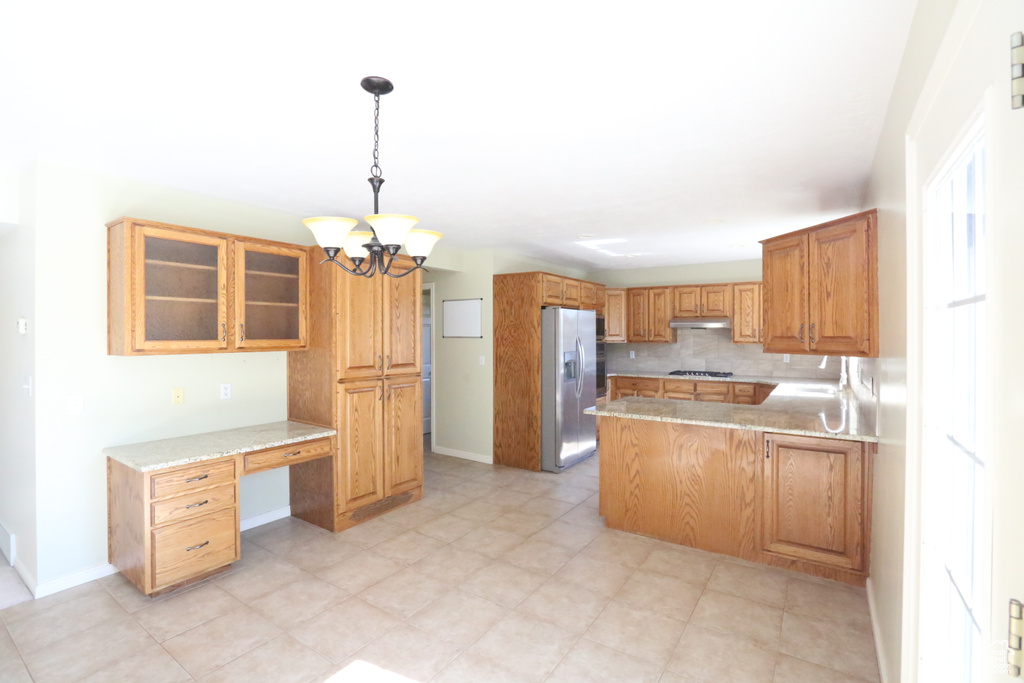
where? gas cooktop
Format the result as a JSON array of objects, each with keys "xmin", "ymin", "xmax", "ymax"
[{"xmin": 668, "ymin": 370, "xmax": 734, "ymax": 378}]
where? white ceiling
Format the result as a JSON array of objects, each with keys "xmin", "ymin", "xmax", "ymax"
[{"xmin": 0, "ymin": 1, "xmax": 917, "ymax": 270}]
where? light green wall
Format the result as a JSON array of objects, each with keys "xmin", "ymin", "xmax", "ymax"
[
  {"xmin": 23, "ymin": 162, "xmax": 314, "ymax": 590},
  {"xmin": 862, "ymin": 1, "xmax": 958, "ymax": 680},
  {"xmin": 586, "ymin": 259, "xmax": 762, "ymax": 287},
  {"xmin": 423, "ymin": 248, "xmax": 584, "ymax": 462}
]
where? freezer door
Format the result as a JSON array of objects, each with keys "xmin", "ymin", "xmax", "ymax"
[{"xmin": 541, "ymin": 308, "xmax": 596, "ymax": 473}]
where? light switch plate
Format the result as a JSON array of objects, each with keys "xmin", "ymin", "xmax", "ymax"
[{"xmin": 172, "ymin": 387, "xmax": 184, "ymax": 405}]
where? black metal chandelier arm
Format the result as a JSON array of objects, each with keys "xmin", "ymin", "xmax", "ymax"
[{"xmin": 320, "ymin": 255, "xmax": 377, "ymax": 277}]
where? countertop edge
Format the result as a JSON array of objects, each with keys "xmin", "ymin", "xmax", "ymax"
[{"xmin": 104, "ymin": 421, "xmax": 338, "ymax": 472}]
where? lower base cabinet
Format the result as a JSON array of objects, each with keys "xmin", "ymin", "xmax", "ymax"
[
  {"xmin": 762, "ymin": 433, "xmax": 870, "ymax": 572},
  {"xmin": 333, "ymin": 377, "xmax": 423, "ymax": 529}
]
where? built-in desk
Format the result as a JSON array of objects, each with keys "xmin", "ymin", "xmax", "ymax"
[{"xmin": 105, "ymin": 421, "xmax": 336, "ymax": 595}]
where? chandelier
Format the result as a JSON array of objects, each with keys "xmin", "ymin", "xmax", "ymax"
[{"xmin": 304, "ymin": 77, "xmax": 441, "ymax": 278}]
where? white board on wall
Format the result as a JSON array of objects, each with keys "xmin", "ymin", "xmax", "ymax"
[{"xmin": 442, "ymin": 298, "xmax": 483, "ymax": 338}]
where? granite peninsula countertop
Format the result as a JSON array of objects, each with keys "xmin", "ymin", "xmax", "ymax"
[
  {"xmin": 104, "ymin": 421, "xmax": 337, "ymax": 472},
  {"xmin": 590, "ymin": 376, "xmax": 877, "ymax": 443}
]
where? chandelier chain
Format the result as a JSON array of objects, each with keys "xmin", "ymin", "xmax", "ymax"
[{"xmin": 370, "ymin": 94, "xmax": 382, "ymax": 179}]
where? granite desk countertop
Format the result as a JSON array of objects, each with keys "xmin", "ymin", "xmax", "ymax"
[
  {"xmin": 589, "ymin": 378, "xmax": 877, "ymax": 443},
  {"xmin": 104, "ymin": 421, "xmax": 337, "ymax": 472}
]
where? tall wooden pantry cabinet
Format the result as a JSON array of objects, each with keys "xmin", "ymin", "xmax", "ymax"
[{"xmin": 287, "ymin": 251, "xmax": 423, "ymax": 531}]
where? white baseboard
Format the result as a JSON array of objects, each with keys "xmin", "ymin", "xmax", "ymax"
[
  {"xmin": 0, "ymin": 522, "xmax": 13, "ymax": 566},
  {"xmin": 240, "ymin": 506, "xmax": 292, "ymax": 532},
  {"xmin": 865, "ymin": 577, "xmax": 889, "ymax": 683},
  {"xmin": 32, "ymin": 562, "xmax": 118, "ymax": 599},
  {"xmin": 430, "ymin": 445, "xmax": 493, "ymax": 464}
]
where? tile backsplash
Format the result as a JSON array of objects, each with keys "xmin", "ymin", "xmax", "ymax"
[{"xmin": 606, "ymin": 328, "xmax": 842, "ymax": 380}]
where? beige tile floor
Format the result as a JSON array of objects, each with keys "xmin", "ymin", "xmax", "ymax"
[{"xmin": 0, "ymin": 441, "xmax": 881, "ymax": 682}]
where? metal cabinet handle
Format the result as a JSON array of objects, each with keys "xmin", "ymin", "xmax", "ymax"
[
  {"xmin": 185, "ymin": 474, "xmax": 209, "ymax": 483},
  {"xmin": 378, "ymin": 385, "xmax": 383, "ymax": 401},
  {"xmin": 798, "ymin": 323, "xmax": 805, "ymax": 343},
  {"xmin": 221, "ymin": 323, "xmax": 227, "ymax": 342},
  {"xmin": 239, "ymin": 323, "xmax": 245, "ymax": 342},
  {"xmin": 283, "ymin": 450, "xmax": 301, "ymax": 458},
  {"xmin": 186, "ymin": 541, "xmax": 210, "ymax": 552},
  {"xmin": 809, "ymin": 323, "xmax": 817, "ymax": 344},
  {"xmin": 387, "ymin": 385, "xmax": 393, "ymax": 400},
  {"xmin": 386, "ymin": 354, "xmax": 392, "ymax": 369},
  {"xmin": 185, "ymin": 500, "xmax": 209, "ymax": 509},
  {"xmin": 377, "ymin": 355, "xmax": 383, "ymax": 370}
]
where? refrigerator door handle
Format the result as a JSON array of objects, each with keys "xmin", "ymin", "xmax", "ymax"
[{"xmin": 576, "ymin": 336, "xmax": 585, "ymax": 399}]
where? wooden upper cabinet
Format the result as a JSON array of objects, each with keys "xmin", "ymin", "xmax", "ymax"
[
  {"xmin": 761, "ymin": 210, "xmax": 877, "ymax": 357},
  {"xmin": 762, "ymin": 433, "xmax": 870, "ymax": 572},
  {"xmin": 383, "ymin": 376, "xmax": 423, "ymax": 497},
  {"xmin": 562, "ymin": 278, "xmax": 581, "ymax": 307},
  {"xmin": 382, "ymin": 260, "xmax": 422, "ymax": 376},
  {"xmin": 672, "ymin": 286, "xmax": 700, "ymax": 317},
  {"xmin": 108, "ymin": 217, "xmax": 308, "ymax": 355},
  {"xmin": 335, "ymin": 259, "xmax": 384, "ymax": 379},
  {"xmin": 542, "ymin": 273, "xmax": 565, "ymax": 306},
  {"xmin": 648, "ymin": 287, "xmax": 673, "ymax": 342},
  {"xmin": 627, "ymin": 287, "xmax": 673, "ymax": 342},
  {"xmin": 762, "ymin": 233, "xmax": 810, "ymax": 353},
  {"xmin": 731, "ymin": 282, "xmax": 762, "ymax": 344},
  {"xmin": 626, "ymin": 288, "xmax": 649, "ymax": 342},
  {"xmin": 233, "ymin": 242, "xmax": 308, "ymax": 350},
  {"xmin": 672, "ymin": 284, "xmax": 731, "ymax": 317},
  {"xmin": 580, "ymin": 281, "xmax": 598, "ymax": 311},
  {"xmin": 336, "ymin": 255, "xmax": 421, "ymax": 379},
  {"xmin": 808, "ymin": 216, "xmax": 875, "ymax": 356},
  {"xmin": 604, "ymin": 288, "xmax": 627, "ymax": 342},
  {"xmin": 701, "ymin": 285, "xmax": 732, "ymax": 317}
]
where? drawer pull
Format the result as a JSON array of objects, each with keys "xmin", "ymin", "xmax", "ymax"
[
  {"xmin": 185, "ymin": 474, "xmax": 210, "ymax": 483},
  {"xmin": 283, "ymin": 450, "xmax": 301, "ymax": 458},
  {"xmin": 185, "ymin": 499, "xmax": 209, "ymax": 509},
  {"xmin": 186, "ymin": 541, "xmax": 210, "ymax": 551}
]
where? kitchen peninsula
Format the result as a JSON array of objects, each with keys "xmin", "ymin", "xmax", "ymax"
[{"xmin": 587, "ymin": 376, "xmax": 877, "ymax": 586}]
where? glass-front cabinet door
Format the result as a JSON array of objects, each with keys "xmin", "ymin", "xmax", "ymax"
[
  {"xmin": 233, "ymin": 242, "xmax": 308, "ymax": 349},
  {"xmin": 135, "ymin": 226, "xmax": 229, "ymax": 352}
]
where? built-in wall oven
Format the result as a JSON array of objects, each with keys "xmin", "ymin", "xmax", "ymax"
[{"xmin": 595, "ymin": 316, "xmax": 606, "ymax": 398}]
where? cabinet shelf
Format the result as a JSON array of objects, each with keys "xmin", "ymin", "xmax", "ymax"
[
  {"xmin": 246, "ymin": 270, "xmax": 299, "ymax": 279},
  {"xmin": 145, "ymin": 259, "xmax": 218, "ymax": 271},
  {"xmin": 246, "ymin": 301, "xmax": 300, "ymax": 308},
  {"xmin": 146, "ymin": 296, "xmax": 218, "ymax": 304}
]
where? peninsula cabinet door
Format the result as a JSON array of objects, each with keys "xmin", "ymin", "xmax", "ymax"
[
  {"xmin": 761, "ymin": 234, "xmax": 809, "ymax": 353},
  {"xmin": 336, "ymin": 380, "xmax": 385, "ymax": 511},
  {"xmin": 807, "ymin": 217, "xmax": 874, "ymax": 356},
  {"xmin": 384, "ymin": 377, "xmax": 423, "ymax": 497},
  {"xmin": 762, "ymin": 434, "xmax": 867, "ymax": 571},
  {"xmin": 382, "ymin": 259, "xmax": 422, "ymax": 376}
]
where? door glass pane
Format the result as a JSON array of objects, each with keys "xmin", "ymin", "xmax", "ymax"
[
  {"xmin": 143, "ymin": 236, "xmax": 220, "ymax": 342},
  {"xmin": 242, "ymin": 248, "xmax": 300, "ymax": 341}
]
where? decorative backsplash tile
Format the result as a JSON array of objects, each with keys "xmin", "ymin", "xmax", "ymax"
[{"xmin": 606, "ymin": 328, "xmax": 843, "ymax": 379}]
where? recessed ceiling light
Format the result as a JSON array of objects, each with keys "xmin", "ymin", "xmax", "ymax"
[
  {"xmin": 576, "ymin": 234, "xmax": 596, "ymax": 240},
  {"xmin": 575, "ymin": 238, "xmax": 627, "ymax": 250}
]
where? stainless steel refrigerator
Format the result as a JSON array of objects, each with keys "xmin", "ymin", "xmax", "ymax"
[{"xmin": 541, "ymin": 307, "xmax": 597, "ymax": 473}]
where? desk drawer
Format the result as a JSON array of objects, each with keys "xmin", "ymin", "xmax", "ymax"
[
  {"xmin": 151, "ymin": 507, "xmax": 237, "ymax": 589},
  {"xmin": 150, "ymin": 459, "xmax": 236, "ymax": 500},
  {"xmin": 150, "ymin": 484, "xmax": 236, "ymax": 527},
  {"xmin": 243, "ymin": 438, "xmax": 333, "ymax": 474}
]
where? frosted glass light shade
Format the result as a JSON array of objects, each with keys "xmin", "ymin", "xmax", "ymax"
[
  {"xmin": 303, "ymin": 216, "xmax": 358, "ymax": 249},
  {"xmin": 364, "ymin": 213, "xmax": 419, "ymax": 247},
  {"xmin": 404, "ymin": 229, "xmax": 443, "ymax": 258},
  {"xmin": 343, "ymin": 231, "xmax": 374, "ymax": 260}
]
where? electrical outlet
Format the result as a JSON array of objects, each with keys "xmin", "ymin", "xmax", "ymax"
[
  {"xmin": 783, "ymin": 354, "xmax": 790, "ymax": 363},
  {"xmin": 172, "ymin": 387, "xmax": 184, "ymax": 405},
  {"xmin": 478, "ymin": 355, "xmax": 485, "ymax": 366},
  {"xmin": 220, "ymin": 383, "xmax": 231, "ymax": 399},
  {"xmin": 629, "ymin": 350, "xmax": 635, "ymax": 359}
]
